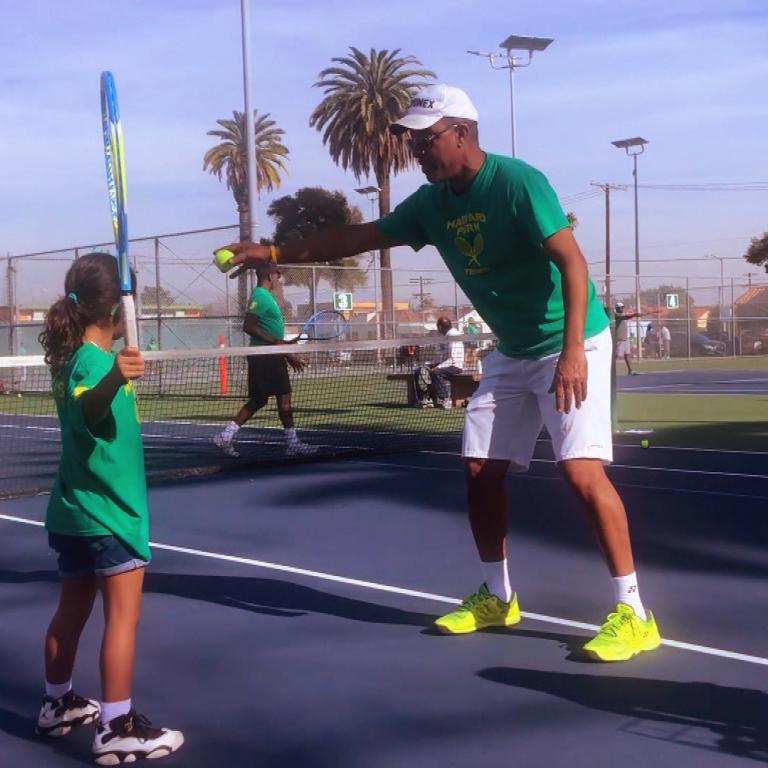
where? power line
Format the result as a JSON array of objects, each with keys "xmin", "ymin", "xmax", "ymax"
[{"xmin": 637, "ymin": 182, "xmax": 768, "ymax": 192}]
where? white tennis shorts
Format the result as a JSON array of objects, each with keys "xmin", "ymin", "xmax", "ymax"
[
  {"xmin": 463, "ymin": 327, "xmax": 613, "ymax": 469},
  {"xmin": 616, "ymin": 339, "xmax": 631, "ymax": 358}
]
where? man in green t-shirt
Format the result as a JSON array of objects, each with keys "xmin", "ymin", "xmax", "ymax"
[
  {"xmin": 219, "ymin": 84, "xmax": 660, "ymax": 662},
  {"xmin": 213, "ymin": 264, "xmax": 315, "ymax": 457}
]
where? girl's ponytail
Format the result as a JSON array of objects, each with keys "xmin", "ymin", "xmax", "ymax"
[
  {"xmin": 38, "ymin": 252, "xmax": 122, "ymax": 376},
  {"xmin": 39, "ymin": 294, "xmax": 85, "ymax": 375}
]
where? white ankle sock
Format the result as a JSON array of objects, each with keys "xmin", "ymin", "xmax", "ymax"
[
  {"xmin": 100, "ymin": 698, "xmax": 131, "ymax": 725},
  {"xmin": 481, "ymin": 559, "xmax": 512, "ymax": 602},
  {"xmin": 222, "ymin": 421, "xmax": 239, "ymax": 440},
  {"xmin": 285, "ymin": 427, "xmax": 298, "ymax": 442},
  {"xmin": 612, "ymin": 571, "xmax": 647, "ymax": 620},
  {"xmin": 45, "ymin": 679, "xmax": 72, "ymax": 699}
]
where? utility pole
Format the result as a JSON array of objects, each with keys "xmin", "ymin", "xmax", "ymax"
[
  {"xmin": 408, "ymin": 276, "xmax": 434, "ymax": 320},
  {"xmin": 590, "ymin": 182, "xmax": 626, "ymax": 309}
]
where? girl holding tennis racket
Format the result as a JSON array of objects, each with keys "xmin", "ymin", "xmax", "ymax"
[{"xmin": 37, "ymin": 252, "xmax": 184, "ymax": 764}]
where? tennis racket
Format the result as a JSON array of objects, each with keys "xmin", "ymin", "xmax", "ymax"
[
  {"xmin": 100, "ymin": 71, "xmax": 138, "ymax": 348},
  {"xmin": 299, "ymin": 309, "xmax": 349, "ymax": 341}
]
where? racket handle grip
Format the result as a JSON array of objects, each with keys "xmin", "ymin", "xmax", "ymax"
[{"xmin": 121, "ymin": 294, "xmax": 139, "ymax": 348}]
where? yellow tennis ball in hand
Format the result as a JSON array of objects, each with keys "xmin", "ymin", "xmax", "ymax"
[
  {"xmin": 213, "ymin": 248, "xmax": 236, "ymax": 273},
  {"xmin": 640, "ymin": 438, "xmax": 649, "ymax": 449}
]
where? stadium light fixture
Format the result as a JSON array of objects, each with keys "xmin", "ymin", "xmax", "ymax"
[{"xmin": 467, "ymin": 35, "xmax": 553, "ymax": 156}]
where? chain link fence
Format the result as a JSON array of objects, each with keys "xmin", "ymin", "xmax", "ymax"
[{"xmin": 2, "ymin": 225, "xmax": 767, "ymax": 358}]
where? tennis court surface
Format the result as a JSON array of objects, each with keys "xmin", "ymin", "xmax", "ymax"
[{"xmin": 1, "ymin": 343, "xmax": 766, "ymax": 766}]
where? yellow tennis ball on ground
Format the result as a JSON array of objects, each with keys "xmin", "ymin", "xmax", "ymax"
[
  {"xmin": 640, "ymin": 438, "xmax": 649, "ymax": 449},
  {"xmin": 17, "ymin": 393, "xmax": 22, "ymax": 398},
  {"xmin": 213, "ymin": 248, "xmax": 236, "ymax": 273}
]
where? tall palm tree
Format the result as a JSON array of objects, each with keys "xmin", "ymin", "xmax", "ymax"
[
  {"xmin": 204, "ymin": 110, "xmax": 289, "ymax": 310},
  {"xmin": 310, "ymin": 47, "xmax": 435, "ymax": 336}
]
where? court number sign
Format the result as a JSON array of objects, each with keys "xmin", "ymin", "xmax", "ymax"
[
  {"xmin": 665, "ymin": 293, "xmax": 679, "ymax": 309},
  {"xmin": 333, "ymin": 292, "xmax": 353, "ymax": 311}
]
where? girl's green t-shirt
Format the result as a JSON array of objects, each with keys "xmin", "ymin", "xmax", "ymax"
[{"xmin": 46, "ymin": 342, "xmax": 150, "ymax": 561}]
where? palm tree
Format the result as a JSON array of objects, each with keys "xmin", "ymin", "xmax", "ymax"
[
  {"xmin": 204, "ymin": 110, "xmax": 289, "ymax": 310},
  {"xmin": 310, "ymin": 47, "xmax": 435, "ymax": 336}
]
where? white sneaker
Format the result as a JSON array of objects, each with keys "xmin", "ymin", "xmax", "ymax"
[
  {"xmin": 213, "ymin": 432, "xmax": 239, "ymax": 457},
  {"xmin": 92, "ymin": 710, "xmax": 184, "ymax": 765},
  {"xmin": 286, "ymin": 440, "xmax": 317, "ymax": 457},
  {"xmin": 437, "ymin": 399, "xmax": 453, "ymax": 410},
  {"xmin": 417, "ymin": 399, "xmax": 433, "ymax": 408},
  {"xmin": 36, "ymin": 690, "xmax": 100, "ymax": 737}
]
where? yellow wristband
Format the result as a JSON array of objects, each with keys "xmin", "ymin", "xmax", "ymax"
[{"xmin": 269, "ymin": 244, "xmax": 278, "ymax": 263}]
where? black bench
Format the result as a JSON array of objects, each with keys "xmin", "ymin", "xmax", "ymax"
[{"xmin": 386, "ymin": 371, "xmax": 481, "ymax": 407}]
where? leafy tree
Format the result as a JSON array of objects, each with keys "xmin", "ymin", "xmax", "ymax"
[
  {"xmin": 203, "ymin": 110, "xmax": 289, "ymax": 310},
  {"xmin": 267, "ymin": 187, "xmax": 367, "ymax": 313},
  {"xmin": 140, "ymin": 285, "xmax": 175, "ymax": 307},
  {"xmin": 310, "ymin": 47, "xmax": 435, "ymax": 334},
  {"xmin": 744, "ymin": 231, "xmax": 768, "ymax": 272}
]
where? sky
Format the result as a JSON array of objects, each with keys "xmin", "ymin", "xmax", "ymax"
[{"xmin": 1, "ymin": 0, "xmax": 767, "ymax": 305}]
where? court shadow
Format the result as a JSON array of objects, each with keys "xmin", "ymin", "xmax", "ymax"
[
  {"xmin": 145, "ymin": 571, "xmax": 434, "ymax": 628},
  {"xmin": 0, "ymin": 569, "xmax": 57, "ymax": 585},
  {"xmin": 420, "ymin": 624, "xmax": 589, "ymax": 658},
  {"xmin": 479, "ymin": 666, "xmax": 768, "ymax": 762},
  {"xmin": 0, "ymin": 568, "xmax": 433, "ymax": 630}
]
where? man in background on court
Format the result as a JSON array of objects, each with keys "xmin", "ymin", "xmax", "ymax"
[
  {"xmin": 614, "ymin": 302, "xmax": 640, "ymax": 375},
  {"xmin": 413, "ymin": 315, "xmax": 464, "ymax": 408},
  {"xmin": 213, "ymin": 264, "xmax": 315, "ymax": 458}
]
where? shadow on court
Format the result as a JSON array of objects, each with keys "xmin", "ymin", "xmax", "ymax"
[
  {"xmin": 0, "ymin": 568, "xmax": 434, "ymax": 629},
  {"xmin": 479, "ymin": 666, "xmax": 768, "ymax": 763},
  {"xmin": 144, "ymin": 572, "xmax": 435, "ymax": 627}
]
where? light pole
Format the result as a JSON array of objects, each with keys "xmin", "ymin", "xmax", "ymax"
[
  {"xmin": 612, "ymin": 136, "xmax": 648, "ymax": 359},
  {"xmin": 355, "ymin": 186, "xmax": 382, "ymax": 340},
  {"xmin": 239, "ymin": 0, "xmax": 258, "ymax": 315},
  {"xmin": 468, "ymin": 35, "xmax": 553, "ymax": 157}
]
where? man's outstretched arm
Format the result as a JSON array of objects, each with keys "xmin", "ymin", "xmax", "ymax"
[{"xmin": 224, "ymin": 223, "xmax": 403, "ymax": 275}]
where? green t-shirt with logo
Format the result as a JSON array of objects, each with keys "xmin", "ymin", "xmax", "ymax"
[
  {"xmin": 247, "ymin": 286, "xmax": 284, "ymax": 345},
  {"xmin": 376, "ymin": 153, "xmax": 609, "ymax": 358},
  {"xmin": 45, "ymin": 342, "xmax": 150, "ymax": 562}
]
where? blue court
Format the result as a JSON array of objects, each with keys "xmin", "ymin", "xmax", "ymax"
[{"xmin": 1, "ymin": 438, "xmax": 766, "ymax": 767}]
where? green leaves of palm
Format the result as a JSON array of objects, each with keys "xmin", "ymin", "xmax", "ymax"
[
  {"xmin": 203, "ymin": 110, "xmax": 289, "ymax": 208},
  {"xmin": 310, "ymin": 47, "xmax": 435, "ymax": 181}
]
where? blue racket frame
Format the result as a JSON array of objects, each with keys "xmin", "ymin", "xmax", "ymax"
[
  {"xmin": 299, "ymin": 309, "xmax": 349, "ymax": 341},
  {"xmin": 100, "ymin": 71, "xmax": 137, "ymax": 347}
]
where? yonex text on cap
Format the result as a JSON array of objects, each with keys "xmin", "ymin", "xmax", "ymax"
[{"xmin": 391, "ymin": 84, "xmax": 479, "ymax": 134}]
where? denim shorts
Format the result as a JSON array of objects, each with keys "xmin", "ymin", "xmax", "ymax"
[{"xmin": 48, "ymin": 533, "xmax": 150, "ymax": 578}]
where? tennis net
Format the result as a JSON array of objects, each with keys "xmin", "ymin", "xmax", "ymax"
[{"xmin": 0, "ymin": 336, "xmax": 489, "ymax": 498}]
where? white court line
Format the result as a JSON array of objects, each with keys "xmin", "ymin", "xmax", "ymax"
[
  {"xmin": 350, "ymin": 459, "xmax": 768, "ymax": 501},
  {"xmin": 1, "ymin": 512, "xmax": 766, "ymax": 668},
  {"xmin": 363, "ymin": 455, "xmax": 768, "ymax": 482}
]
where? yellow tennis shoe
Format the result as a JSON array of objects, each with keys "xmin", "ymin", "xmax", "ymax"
[
  {"xmin": 584, "ymin": 603, "xmax": 661, "ymax": 661},
  {"xmin": 435, "ymin": 583, "xmax": 521, "ymax": 634}
]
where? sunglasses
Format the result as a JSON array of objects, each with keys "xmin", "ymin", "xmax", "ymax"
[{"xmin": 408, "ymin": 123, "xmax": 460, "ymax": 152}]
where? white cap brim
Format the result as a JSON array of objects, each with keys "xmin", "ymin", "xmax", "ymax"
[{"xmin": 390, "ymin": 113, "xmax": 441, "ymax": 134}]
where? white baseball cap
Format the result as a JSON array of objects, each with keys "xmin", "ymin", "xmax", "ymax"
[{"xmin": 390, "ymin": 84, "xmax": 479, "ymax": 134}]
